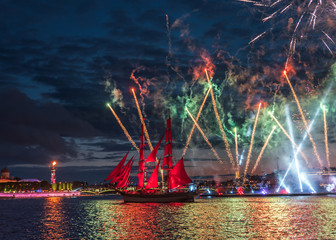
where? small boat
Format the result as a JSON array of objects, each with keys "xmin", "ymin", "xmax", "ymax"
[{"xmin": 105, "ymin": 117, "xmax": 197, "ymax": 203}]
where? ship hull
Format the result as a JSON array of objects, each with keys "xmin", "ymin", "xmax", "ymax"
[{"xmin": 119, "ymin": 191, "xmax": 196, "ymax": 203}]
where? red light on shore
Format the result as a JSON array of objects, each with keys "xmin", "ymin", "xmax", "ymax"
[
  {"xmin": 52, "ymin": 161, "xmax": 57, "ymax": 166},
  {"xmin": 237, "ymin": 187, "xmax": 244, "ymax": 195}
]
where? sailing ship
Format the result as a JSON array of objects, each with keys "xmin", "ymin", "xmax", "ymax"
[{"xmin": 105, "ymin": 117, "xmax": 197, "ymax": 203}]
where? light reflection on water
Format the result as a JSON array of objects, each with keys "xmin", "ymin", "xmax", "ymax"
[
  {"xmin": 40, "ymin": 197, "xmax": 68, "ymax": 239},
  {"xmin": 1, "ymin": 196, "xmax": 336, "ymax": 239}
]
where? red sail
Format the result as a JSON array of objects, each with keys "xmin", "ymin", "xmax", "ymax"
[
  {"xmin": 105, "ymin": 151, "xmax": 129, "ymax": 181},
  {"xmin": 111, "ymin": 156, "xmax": 133, "ymax": 183},
  {"xmin": 145, "ymin": 135, "xmax": 164, "ymax": 162},
  {"xmin": 163, "ymin": 117, "xmax": 173, "ymax": 169},
  {"xmin": 116, "ymin": 157, "xmax": 134, "ymax": 188},
  {"xmin": 145, "ymin": 159, "xmax": 160, "ymax": 189},
  {"xmin": 138, "ymin": 124, "xmax": 145, "ymax": 189},
  {"xmin": 168, "ymin": 157, "xmax": 192, "ymax": 189}
]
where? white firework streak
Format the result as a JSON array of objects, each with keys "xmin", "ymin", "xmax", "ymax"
[
  {"xmin": 263, "ymin": 9, "xmax": 280, "ymax": 22},
  {"xmin": 280, "ymin": 3, "xmax": 292, "ymax": 13},
  {"xmin": 322, "ymin": 31, "xmax": 335, "ymax": 44},
  {"xmin": 294, "ymin": 14, "xmax": 304, "ymax": 33},
  {"xmin": 322, "ymin": 39, "xmax": 334, "ymax": 55},
  {"xmin": 249, "ymin": 31, "xmax": 266, "ymax": 44},
  {"xmin": 308, "ymin": 0, "xmax": 313, "ymax": 7},
  {"xmin": 270, "ymin": 0, "xmax": 284, "ymax": 8},
  {"xmin": 331, "ymin": 0, "xmax": 336, "ymax": 10}
]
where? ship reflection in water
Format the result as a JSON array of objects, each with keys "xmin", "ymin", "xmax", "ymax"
[{"xmin": 1, "ymin": 195, "xmax": 336, "ymax": 239}]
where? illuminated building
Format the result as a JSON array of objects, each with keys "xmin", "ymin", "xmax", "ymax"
[
  {"xmin": 50, "ymin": 161, "xmax": 57, "ymax": 184},
  {"xmin": 1, "ymin": 168, "xmax": 9, "ymax": 179}
]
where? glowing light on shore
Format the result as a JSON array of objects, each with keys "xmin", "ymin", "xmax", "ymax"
[
  {"xmin": 234, "ymin": 127, "xmax": 239, "ymax": 174},
  {"xmin": 52, "ymin": 161, "xmax": 57, "ymax": 166},
  {"xmin": 277, "ymin": 160, "xmax": 293, "ymax": 193},
  {"xmin": 286, "ymin": 106, "xmax": 302, "ymax": 192},
  {"xmin": 186, "ymin": 108, "xmax": 224, "ymax": 165},
  {"xmin": 323, "ymin": 105, "xmax": 330, "ymax": 169},
  {"xmin": 269, "ymin": 111, "xmax": 309, "ymax": 166},
  {"xmin": 205, "ymin": 69, "xmax": 234, "ymax": 167},
  {"xmin": 251, "ymin": 126, "xmax": 276, "ymax": 174},
  {"xmin": 183, "ymin": 85, "xmax": 212, "ymax": 157},
  {"xmin": 244, "ymin": 102, "xmax": 261, "ymax": 176},
  {"xmin": 277, "ymin": 83, "xmax": 334, "ymax": 192},
  {"xmin": 239, "ymin": 148, "xmax": 245, "ymax": 166},
  {"xmin": 300, "ymin": 173, "xmax": 316, "ymax": 193},
  {"xmin": 131, "ymin": 88, "xmax": 153, "ymax": 152},
  {"xmin": 107, "ymin": 104, "xmax": 139, "ymax": 152},
  {"xmin": 283, "ymin": 71, "xmax": 323, "ymax": 168}
]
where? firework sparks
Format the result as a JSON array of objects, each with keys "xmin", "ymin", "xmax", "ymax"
[
  {"xmin": 166, "ymin": 14, "xmax": 172, "ymax": 58},
  {"xmin": 323, "ymin": 105, "xmax": 330, "ymax": 169},
  {"xmin": 251, "ymin": 126, "xmax": 276, "ymax": 174},
  {"xmin": 107, "ymin": 104, "xmax": 139, "ymax": 152},
  {"xmin": 131, "ymin": 88, "xmax": 154, "ymax": 152},
  {"xmin": 244, "ymin": 102, "xmax": 261, "ymax": 176},
  {"xmin": 205, "ymin": 69, "xmax": 235, "ymax": 167},
  {"xmin": 269, "ymin": 111, "xmax": 310, "ymax": 167},
  {"xmin": 183, "ymin": 85, "xmax": 212, "ymax": 157},
  {"xmin": 186, "ymin": 108, "xmax": 224, "ymax": 165},
  {"xmin": 284, "ymin": 71, "xmax": 323, "ymax": 168}
]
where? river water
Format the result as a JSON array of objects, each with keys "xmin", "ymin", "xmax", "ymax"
[{"xmin": 1, "ymin": 195, "xmax": 336, "ymax": 239}]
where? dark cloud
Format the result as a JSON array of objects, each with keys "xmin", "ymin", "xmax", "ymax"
[{"xmin": 0, "ymin": 88, "xmax": 100, "ymax": 165}]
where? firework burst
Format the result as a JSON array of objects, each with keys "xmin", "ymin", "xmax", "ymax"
[{"xmin": 241, "ymin": 0, "xmax": 336, "ymax": 67}]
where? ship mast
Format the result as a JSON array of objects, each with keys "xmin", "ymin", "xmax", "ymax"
[
  {"xmin": 139, "ymin": 115, "xmax": 172, "ymax": 190},
  {"xmin": 163, "ymin": 114, "xmax": 173, "ymax": 188},
  {"xmin": 137, "ymin": 124, "xmax": 145, "ymax": 189}
]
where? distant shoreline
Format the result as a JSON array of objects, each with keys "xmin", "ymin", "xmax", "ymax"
[
  {"xmin": 0, "ymin": 191, "xmax": 80, "ymax": 198},
  {"xmin": 199, "ymin": 192, "xmax": 336, "ymax": 198}
]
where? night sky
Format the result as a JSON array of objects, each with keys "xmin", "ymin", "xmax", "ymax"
[{"xmin": 1, "ymin": 0, "xmax": 336, "ymax": 184}]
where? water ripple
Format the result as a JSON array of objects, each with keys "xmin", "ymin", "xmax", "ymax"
[{"xmin": 0, "ymin": 195, "xmax": 336, "ymax": 239}]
